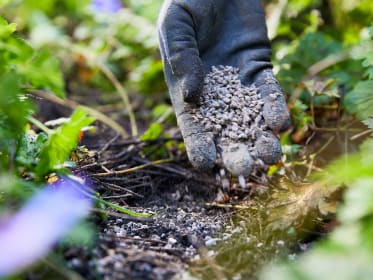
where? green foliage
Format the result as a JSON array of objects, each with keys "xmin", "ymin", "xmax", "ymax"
[
  {"xmin": 0, "ymin": 16, "xmax": 65, "ymax": 97},
  {"xmin": 261, "ymin": 13, "xmax": 373, "ymax": 276},
  {"xmin": 289, "ymin": 100, "xmax": 312, "ymax": 129},
  {"xmin": 21, "ymin": 49, "xmax": 66, "ymax": 97},
  {"xmin": 141, "ymin": 122, "xmax": 163, "ymax": 141},
  {"xmin": 35, "ymin": 108, "xmax": 94, "ymax": 178},
  {"xmin": 0, "ymin": 1, "xmax": 167, "ymax": 116},
  {"xmin": 0, "ymin": 16, "xmax": 16, "ymax": 37},
  {"xmin": 0, "ymin": 174, "xmax": 35, "ymax": 209},
  {"xmin": 1, "ymin": 0, "xmax": 373, "ymax": 278},
  {"xmin": 362, "ymin": 117, "xmax": 373, "ymax": 129},
  {"xmin": 16, "ymin": 133, "xmax": 48, "ymax": 170},
  {"xmin": 320, "ymin": 139, "xmax": 373, "ymax": 186},
  {"xmin": 344, "ymin": 80, "xmax": 373, "ymax": 120},
  {"xmin": 260, "ymin": 138, "xmax": 373, "ymax": 280},
  {"xmin": 266, "ymin": 180, "xmax": 338, "ymax": 231},
  {"xmin": 261, "ymin": 182, "xmax": 373, "ymax": 280},
  {"xmin": 277, "ymin": 32, "xmax": 343, "ymax": 96},
  {"xmin": 60, "ymin": 221, "xmax": 95, "ymax": 247},
  {"xmin": 344, "ymin": 22, "xmax": 373, "ymax": 120},
  {"xmin": 0, "ymin": 73, "xmax": 33, "ymax": 141},
  {"xmin": 0, "ymin": 16, "xmax": 93, "ymax": 180}
]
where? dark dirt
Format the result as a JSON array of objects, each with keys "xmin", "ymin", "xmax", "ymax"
[
  {"xmin": 64, "ymin": 131, "xmax": 256, "ymax": 280},
  {"xmin": 32, "ymin": 97, "xmax": 351, "ymax": 280},
  {"xmin": 32, "ymin": 90, "xmax": 275, "ymax": 280}
]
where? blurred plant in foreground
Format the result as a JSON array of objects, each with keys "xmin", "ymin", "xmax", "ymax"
[
  {"xmin": 260, "ymin": 22, "xmax": 373, "ymax": 279},
  {"xmin": 0, "ymin": 177, "xmax": 92, "ymax": 277}
]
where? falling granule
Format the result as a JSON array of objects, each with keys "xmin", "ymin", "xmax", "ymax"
[{"xmin": 238, "ymin": 175, "xmax": 246, "ymax": 189}]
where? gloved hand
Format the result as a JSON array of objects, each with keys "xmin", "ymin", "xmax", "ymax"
[{"xmin": 158, "ymin": 0, "xmax": 290, "ymax": 173}]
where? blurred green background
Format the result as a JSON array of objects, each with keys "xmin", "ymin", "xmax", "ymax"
[{"xmin": 1, "ymin": 0, "xmax": 373, "ymax": 279}]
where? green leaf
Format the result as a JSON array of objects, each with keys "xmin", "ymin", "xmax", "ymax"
[
  {"xmin": 0, "ymin": 73, "xmax": 33, "ymax": 141},
  {"xmin": 19, "ymin": 49, "xmax": 66, "ymax": 98},
  {"xmin": 35, "ymin": 107, "xmax": 95, "ymax": 177},
  {"xmin": 15, "ymin": 133, "xmax": 48, "ymax": 169},
  {"xmin": 344, "ymin": 80, "xmax": 373, "ymax": 120},
  {"xmin": 362, "ymin": 117, "xmax": 373, "ymax": 129},
  {"xmin": 141, "ymin": 122, "xmax": 163, "ymax": 141},
  {"xmin": 151, "ymin": 104, "xmax": 172, "ymax": 120},
  {"xmin": 338, "ymin": 179, "xmax": 373, "ymax": 223},
  {"xmin": 260, "ymin": 248, "xmax": 373, "ymax": 280},
  {"xmin": 0, "ymin": 17, "xmax": 17, "ymax": 38},
  {"xmin": 0, "ymin": 174, "xmax": 36, "ymax": 208}
]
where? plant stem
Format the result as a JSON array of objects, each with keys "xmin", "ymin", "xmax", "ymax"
[
  {"xmin": 350, "ymin": 128, "xmax": 373, "ymax": 140},
  {"xmin": 93, "ymin": 158, "xmax": 173, "ymax": 177},
  {"xmin": 27, "ymin": 116, "xmax": 53, "ymax": 135},
  {"xmin": 69, "ymin": 176, "xmax": 152, "ymax": 217},
  {"xmin": 99, "ymin": 63, "xmax": 138, "ymax": 137}
]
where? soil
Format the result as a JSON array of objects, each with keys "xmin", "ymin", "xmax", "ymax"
[
  {"xmin": 64, "ymin": 128, "xmax": 254, "ymax": 280},
  {"xmin": 32, "ymin": 90, "xmax": 277, "ymax": 280},
  {"xmin": 31, "ymin": 96, "xmax": 353, "ymax": 280}
]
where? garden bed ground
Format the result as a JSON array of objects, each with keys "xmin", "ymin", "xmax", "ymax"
[
  {"xmin": 32, "ymin": 97, "xmax": 354, "ymax": 280},
  {"xmin": 59, "ymin": 126, "xmax": 275, "ymax": 280}
]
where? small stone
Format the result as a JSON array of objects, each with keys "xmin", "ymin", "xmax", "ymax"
[
  {"xmin": 168, "ymin": 237, "xmax": 177, "ymax": 245},
  {"xmin": 205, "ymin": 238, "xmax": 219, "ymax": 247},
  {"xmin": 207, "ymin": 250, "xmax": 215, "ymax": 257},
  {"xmin": 113, "ymin": 225, "xmax": 121, "ymax": 233}
]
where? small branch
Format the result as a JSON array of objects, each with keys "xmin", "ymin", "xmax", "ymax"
[
  {"xmin": 93, "ymin": 158, "xmax": 173, "ymax": 177},
  {"xmin": 99, "ymin": 63, "xmax": 138, "ymax": 137},
  {"xmin": 307, "ymin": 50, "xmax": 351, "ymax": 78},
  {"xmin": 98, "ymin": 133, "xmax": 120, "ymax": 154},
  {"xmin": 70, "ymin": 179, "xmax": 152, "ymax": 217},
  {"xmin": 306, "ymin": 135, "xmax": 335, "ymax": 177},
  {"xmin": 309, "ymin": 124, "xmax": 361, "ymax": 133},
  {"xmin": 350, "ymin": 128, "xmax": 373, "ymax": 140},
  {"xmin": 316, "ymin": 135, "xmax": 336, "ymax": 157},
  {"xmin": 205, "ymin": 203, "xmax": 252, "ymax": 210}
]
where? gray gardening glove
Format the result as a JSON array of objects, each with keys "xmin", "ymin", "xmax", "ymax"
[{"xmin": 158, "ymin": 0, "xmax": 290, "ymax": 172}]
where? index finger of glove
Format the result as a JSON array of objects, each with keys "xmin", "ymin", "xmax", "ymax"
[{"xmin": 158, "ymin": 1, "xmax": 204, "ymax": 103}]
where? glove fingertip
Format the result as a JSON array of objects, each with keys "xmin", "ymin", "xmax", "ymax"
[
  {"xmin": 255, "ymin": 131, "xmax": 282, "ymax": 165},
  {"xmin": 184, "ymin": 133, "xmax": 216, "ymax": 170},
  {"xmin": 181, "ymin": 71, "xmax": 204, "ymax": 104},
  {"xmin": 262, "ymin": 93, "xmax": 290, "ymax": 132}
]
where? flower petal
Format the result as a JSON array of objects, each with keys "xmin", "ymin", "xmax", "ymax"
[
  {"xmin": 91, "ymin": 0, "xmax": 122, "ymax": 13},
  {"xmin": 0, "ymin": 178, "xmax": 91, "ymax": 276}
]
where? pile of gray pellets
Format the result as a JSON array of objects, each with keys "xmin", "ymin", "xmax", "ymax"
[{"xmin": 192, "ymin": 65, "xmax": 280, "ymax": 184}]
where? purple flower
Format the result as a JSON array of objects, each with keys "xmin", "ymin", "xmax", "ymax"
[
  {"xmin": 0, "ymin": 177, "xmax": 92, "ymax": 277},
  {"xmin": 91, "ymin": 0, "xmax": 122, "ymax": 13}
]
